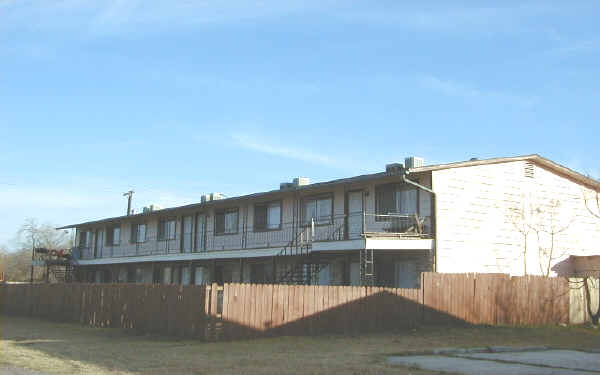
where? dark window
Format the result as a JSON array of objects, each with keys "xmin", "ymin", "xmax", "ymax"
[
  {"xmin": 375, "ymin": 183, "xmax": 418, "ymax": 216},
  {"xmin": 254, "ymin": 201, "xmax": 281, "ymax": 231},
  {"xmin": 303, "ymin": 195, "xmax": 333, "ymax": 225},
  {"xmin": 250, "ymin": 263, "xmax": 268, "ymax": 283},
  {"xmin": 215, "ymin": 209, "xmax": 238, "ymax": 235},
  {"xmin": 102, "ymin": 269, "xmax": 112, "ymax": 284},
  {"xmin": 130, "ymin": 223, "xmax": 146, "ymax": 243},
  {"xmin": 106, "ymin": 226, "xmax": 120, "ymax": 246},
  {"xmin": 375, "ymin": 184, "xmax": 396, "ymax": 216},
  {"xmin": 158, "ymin": 218, "xmax": 176, "ymax": 240},
  {"xmin": 79, "ymin": 231, "xmax": 87, "ymax": 247},
  {"xmin": 127, "ymin": 266, "xmax": 136, "ymax": 283},
  {"xmin": 79, "ymin": 230, "xmax": 93, "ymax": 248}
]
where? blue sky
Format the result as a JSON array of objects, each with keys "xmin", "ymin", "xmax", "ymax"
[{"xmin": 1, "ymin": 0, "xmax": 599, "ymax": 248}]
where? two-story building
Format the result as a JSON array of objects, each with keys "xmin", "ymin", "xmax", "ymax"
[{"xmin": 59, "ymin": 154, "xmax": 600, "ymax": 287}]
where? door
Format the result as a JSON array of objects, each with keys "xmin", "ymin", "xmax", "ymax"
[
  {"xmin": 195, "ymin": 214, "xmax": 206, "ymax": 251},
  {"xmin": 318, "ymin": 264, "xmax": 330, "ymax": 285},
  {"xmin": 182, "ymin": 215, "xmax": 193, "ymax": 253},
  {"xmin": 94, "ymin": 230, "xmax": 104, "ymax": 258},
  {"xmin": 347, "ymin": 191, "xmax": 363, "ymax": 239}
]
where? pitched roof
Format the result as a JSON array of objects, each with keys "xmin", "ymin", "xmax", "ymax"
[
  {"xmin": 57, "ymin": 154, "xmax": 600, "ymax": 229},
  {"xmin": 412, "ymin": 154, "xmax": 600, "ymax": 191}
]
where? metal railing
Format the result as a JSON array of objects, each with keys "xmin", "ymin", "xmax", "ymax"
[
  {"xmin": 75, "ymin": 212, "xmax": 432, "ymax": 260},
  {"xmin": 364, "ymin": 213, "xmax": 432, "ymax": 236}
]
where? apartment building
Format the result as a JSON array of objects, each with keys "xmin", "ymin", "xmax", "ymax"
[{"xmin": 59, "ymin": 154, "xmax": 600, "ymax": 287}]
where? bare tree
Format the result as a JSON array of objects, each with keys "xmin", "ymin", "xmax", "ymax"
[
  {"xmin": 583, "ymin": 188, "xmax": 600, "ymax": 220},
  {"xmin": 529, "ymin": 199, "xmax": 573, "ymax": 277},
  {"xmin": 508, "ymin": 198, "xmax": 537, "ymax": 275},
  {"xmin": 577, "ymin": 186, "xmax": 600, "ymax": 326},
  {"xmin": 15, "ymin": 218, "xmax": 71, "ymax": 282},
  {"xmin": 18, "ymin": 218, "xmax": 70, "ymax": 251}
]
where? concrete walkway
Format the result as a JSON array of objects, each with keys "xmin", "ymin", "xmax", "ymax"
[
  {"xmin": 0, "ymin": 366, "xmax": 51, "ymax": 375},
  {"xmin": 388, "ymin": 349, "xmax": 600, "ymax": 375}
]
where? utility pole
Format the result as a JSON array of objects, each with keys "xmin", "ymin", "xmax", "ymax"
[{"xmin": 123, "ymin": 190, "xmax": 134, "ymax": 216}]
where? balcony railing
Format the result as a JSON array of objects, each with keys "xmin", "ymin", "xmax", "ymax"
[{"xmin": 73, "ymin": 212, "xmax": 432, "ymax": 260}]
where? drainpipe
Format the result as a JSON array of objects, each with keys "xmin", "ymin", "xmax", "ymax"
[{"xmin": 401, "ymin": 173, "xmax": 437, "ymax": 273}]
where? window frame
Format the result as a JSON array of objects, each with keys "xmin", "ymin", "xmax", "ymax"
[
  {"xmin": 106, "ymin": 225, "xmax": 121, "ymax": 246},
  {"xmin": 158, "ymin": 217, "xmax": 177, "ymax": 241},
  {"xmin": 253, "ymin": 200, "xmax": 283, "ymax": 232},
  {"xmin": 375, "ymin": 183, "xmax": 420, "ymax": 220},
  {"xmin": 78, "ymin": 230, "xmax": 88, "ymax": 247},
  {"xmin": 194, "ymin": 212, "xmax": 207, "ymax": 252},
  {"xmin": 131, "ymin": 223, "xmax": 147, "ymax": 243},
  {"xmin": 301, "ymin": 193, "xmax": 334, "ymax": 226},
  {"xmin": 214, "ymin": 207, "xmax": 239, "ymax": 236}
]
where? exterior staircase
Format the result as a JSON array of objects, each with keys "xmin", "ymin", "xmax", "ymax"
[
  {"xmin": 275, "ymin": 220, "xmax": 344, "ymax": 285},
  {"xmin": 49, "ymin": 264, "xmax": 74, "ymax": 283}
]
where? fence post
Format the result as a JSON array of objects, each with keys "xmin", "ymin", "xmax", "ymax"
[{"xmin": 420, "ymin": 272, "xmax": 426, "ymax": 324}]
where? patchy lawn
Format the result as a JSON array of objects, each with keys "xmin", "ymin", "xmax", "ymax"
[{"xmin": 1, "ymin": 315, "xmax": 600, "ymax": 375}]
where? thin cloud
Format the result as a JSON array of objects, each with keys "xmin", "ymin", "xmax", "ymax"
[
  {"xmin": 2, "ymin": 1, "xmax": 579, "ymax": 37},
  {"xmin": 231, "ymin": 133, "xmax": 342, "ymax": 168},
  {"xmin": 419, "ymin": 75, "xmax": 539, "ymax": 108},
  {"xmin": 0, "ymin": 0, "xmax": 335, "ymax": 36},
  {"xmin": 335, "ymin": 3, "xmax": 570, "ymax": 34}
]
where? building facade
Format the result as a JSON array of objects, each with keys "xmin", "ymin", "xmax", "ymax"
[{"xmin": 60, "ymin": 155, "xmax": 600, "ymax": 287}]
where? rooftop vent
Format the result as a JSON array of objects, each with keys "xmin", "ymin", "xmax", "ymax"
[
  {"xmin": 201, "ymin": 193, "xmax": 225, "ymax": 203},
  {"xmin": 524, "ymin": 161, "xmax": 535, "ymax": 178},
  {"xmin": 405, "ymin": 156, "xmax": 424, "ymax": 169},
  {"xmin": 142, "ymin": 204, "xmax": 163, "ymax": 213},
  {"xmin": 280, "ymin": 177, "xmax": 310, "ymax": 190},
  {"xmin": 469, "ymin": 157, "xmax": 479, "ymax": 161},
  {"xmin": 293, "ymin": 177, "xmax": 310, "ymax": 186},
  {"xmin": 386, "ymin": 163, "xmax": 404, "ymax": 174}
]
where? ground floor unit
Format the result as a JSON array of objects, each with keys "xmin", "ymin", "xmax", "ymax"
[{"xmin": 74, "ymin": 250, "xmax": 433, "ymax": 288}]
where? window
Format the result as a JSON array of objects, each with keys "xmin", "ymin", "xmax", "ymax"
[
  {"xmin": 86, "ymin": 231, "xmax": 93, "ymax": 248},
  {"xmin": 106, "ymin": 226, "xmax": 121, "ymax": 246},
  {"xmin": 131, "ymin": 223, "xmax": 146, "ymax": 243},
  {"xmin": 158, "ymin": 218, "xmax": 176, "ymax": 240},
  {"xmin": 79, "ymin": 230, "xmax": 93, "ymax": 248},
  {"xmin": 375, "ymin": 183, "xmax": 418, "ymax": 216},
  {"xmin": 303, "ymin": 196, "xmax": 333, "ymax": 225},
  {"xmin": 254, "ymin": 201, "xmax": 281, "ymax": 231},
  {"xmin": 215, "ymin": 209, "xmax": 238, "ymax": 235}
]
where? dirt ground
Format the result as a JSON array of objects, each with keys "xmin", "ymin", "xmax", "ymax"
[{"xmin": 1, "ymin": 315, "xmax": 600, "ymax": 375}]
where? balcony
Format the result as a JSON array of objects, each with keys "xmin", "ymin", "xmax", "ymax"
[{"xmin": 73, "ymin": 212, "xmax": 433, "ymax": 261}]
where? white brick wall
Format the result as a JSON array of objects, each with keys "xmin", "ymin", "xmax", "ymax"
[{"xmin": 433, "ymin": 160, "xmax": 600, "ymax": 276}]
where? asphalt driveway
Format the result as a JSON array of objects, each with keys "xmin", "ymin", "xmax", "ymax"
[{"xmin": 388, "ymin": 349, "xmax": 600, "ymax": 375}]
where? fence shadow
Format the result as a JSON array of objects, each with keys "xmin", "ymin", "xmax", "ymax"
[{"xmin": 1, "ymin": 272, "xmax": 571, "ymax": 344}]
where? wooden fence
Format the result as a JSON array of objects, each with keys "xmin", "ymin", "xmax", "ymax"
[{"xmin": 0, "ymin": 273, "xmax": 570, "ymax": 341}]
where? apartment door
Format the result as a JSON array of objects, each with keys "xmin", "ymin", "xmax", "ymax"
[
  {"xmin": 195, "ymin": 214, "xmax": 206, "ymax": 251},
  {"xmin": 347, "ymin": 191, "xmax": 363, "ymax": 239},
  {"xmin": 182, "ymin": 215, "xmax": 193, "ymax": 253},
  {"xmin": 94, "ymin": 230, "xmax": 104, "ymax": 258}
]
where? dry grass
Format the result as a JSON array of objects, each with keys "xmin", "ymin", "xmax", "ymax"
[{"xmin": 1, "ymin": 315, "xmax": 600, "ymax": 375}]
